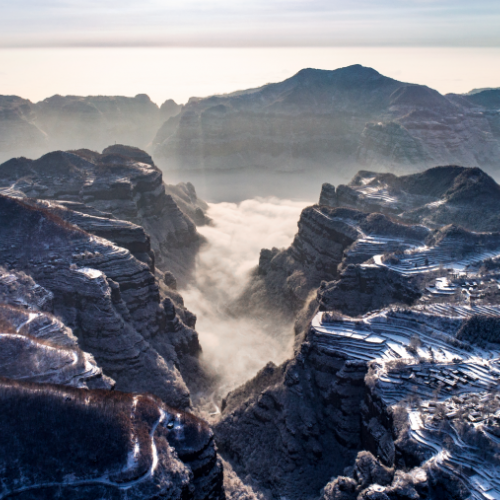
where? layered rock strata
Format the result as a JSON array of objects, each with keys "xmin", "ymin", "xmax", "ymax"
[
  {"xmin": 332, "ymin": 165, "xmax": 500, "ymax": 232},
  {"xmin": 238, "ymin": 205, "xmax": 427, "ymax": 319},
  {"xmin": 219, "ymin": 165, "xmax": 500, "ymax": 500},
  {"xmin": 0, "ymin": 145, "xmax": 205, "ymax": 282},
  {"xmin": 0, "ymin": 193, "xmax": 200, "ymax": 408},
  {"xmin": 0, "ymin": 300, "xmax": 111, "ymax": 389}
]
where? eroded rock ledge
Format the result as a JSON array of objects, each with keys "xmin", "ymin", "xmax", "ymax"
[
  {"xmin": 219, "ymin": 165, "xmax": 500, "ymax": 500},
  {"xmin": 0, "ymin": 146, "xmax": 223, "ymax": 500},
  {"xmin": 0, "ymin": 144, "xmax": 205, "ymax": 283}
]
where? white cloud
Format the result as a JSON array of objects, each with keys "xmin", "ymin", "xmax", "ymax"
[
  {"xmin": 0, "ymin": 0, "xmax": 499, "ymax": 47},
  {"xmin": 181, "ymin": 198, "xmax": 310, "ymax": 405}
]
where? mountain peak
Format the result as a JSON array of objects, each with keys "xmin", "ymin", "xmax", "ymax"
[{"xmin": 292, "ymin": 64, "xmax": 383, "ymax": 82}]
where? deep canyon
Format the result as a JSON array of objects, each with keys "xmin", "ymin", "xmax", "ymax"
[{"xmin": 2, "ymin": 64, "xmax": 500, "ymax": 500}]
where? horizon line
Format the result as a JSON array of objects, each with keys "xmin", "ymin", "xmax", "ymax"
[{"xmin": 1, "ymin": 42, "xmax": 500, "ymax": 49}]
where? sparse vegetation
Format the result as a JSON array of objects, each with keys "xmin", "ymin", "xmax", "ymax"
[
  {"xmin": 457, "ymin": 315, "xmax": 500, "ymax": 345},
  {"xmin": 321, "ymin": 310, "xmax": 344, "ymax": 324},
  {"xmin": 391, "ymin": 404, "xmax": 409, "ymax": 436},
  {"xmin": 0, "ymin": 378, "xmax": 159, "ymax": 484}
]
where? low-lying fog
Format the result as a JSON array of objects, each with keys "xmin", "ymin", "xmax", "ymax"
[
  {"xmin": 181, "ymin": 197, "xmax": 312, "ymax": 411},
  {"xmin": 164, "ymin": 167, "xmax": 354, "ymax": 203}
]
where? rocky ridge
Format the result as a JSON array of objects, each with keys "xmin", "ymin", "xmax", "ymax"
[
  {"xmin": 217, "ymin": 165, "xmax": 500, "ymax": 500},
  {"xmin": 0, "ymin": 147, "xmax": 223, "ymax": 499},
  {"xmin": 0, "ymin": 94, "xmax": 183, "ymax": 162},
  {"xmin": 153, "ymin": 65, "xmax": 500, "ymax": 175},
  {"xmin": 0, "ymin": 145, "xmax": 204, "ymax": 282}
]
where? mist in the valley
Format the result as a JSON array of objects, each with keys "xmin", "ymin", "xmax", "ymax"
[{"xmin": 180, "ymin": 197, "xmax": 311, "ymax": 410}]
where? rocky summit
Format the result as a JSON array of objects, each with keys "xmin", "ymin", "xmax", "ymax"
[{"xmin": 153, "ymin": 65, "xmax": 500, "ymax": 175}]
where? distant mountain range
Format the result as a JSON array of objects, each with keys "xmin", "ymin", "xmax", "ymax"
[
  {"xmin": 1, "ymin": 65, "xmax": 499, "ymax": 177},
  {"xmin": 152, "ymin": 65, "xmax": 500, "ymax": 174},
  {"xmin": 0, "ymin": 94, "xmax": 182, "ymax": 162}
]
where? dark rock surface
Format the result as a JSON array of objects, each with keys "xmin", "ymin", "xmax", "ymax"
[
  {"xmin": 319, "ymin": 183, "xmax": 337, "ymax": 207},
  {"xmin": 317, "ymin": 265, "xmax": 421, "ymax": 317},
  {"xmin": 0, "ymin": 147, "xmax": 225, "ymax": 499},
  {"xmin": 0, "ymin": 378, "xmax": 224, "ymax": 500},
  {"xmin": 0, "ymin": 193, "xmax": 201, "ymax": 408},
  {"xmin": 0, "ymin": 145, "xmax": 205, "ymax": 282},
  {"xmin": 238, "ymin": 165, "xmax": 500, "ymax": 322},
  {"xmin": 215, "ymin": 353, "xmax": 361, "ymax": 500},
  {"xmin": 237, "ymin": 205, "xmax": 427, "ymax": 320},
  {"xmin": 219, "ymin": 165, "xmax": 500, "ymax": 500},
  {"xmin": 165, "ymin": 181, "xmax": 211, "ymax": 226}
]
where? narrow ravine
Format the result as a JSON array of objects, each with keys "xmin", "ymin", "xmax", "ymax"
[{"xmin": 181, "ymin": 197, "xmax": 311, "ymax": 411}]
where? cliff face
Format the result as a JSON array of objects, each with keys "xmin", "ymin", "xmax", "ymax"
[
  {"xmin": 317, "ymin": 265, "xmax": 421, "ymax": 317},
  {"xmin": 0, "ymin": 194, "xmax": 198, "ymax": 408},
  {"xmin": 0, "ymin": 145, "xmax": 203, "ymax": 283},
  {"xmin": 0, "ymin": 268, "xmax": 112, "ymax": 389},
  {"xmin": 237, "ymin": 205, "xmax": 427, "ymax": 320},
  {"xmin": 34, "ymin": 94, "xmax": 162, "ymax": 152},
  {"xmin": 215, "ymin": 351, "xmax": 364, "ymax": 500},
  {"xmin": 219, "ymin": 165, "xmax": 500, "ymax": 500},
  {"xmin": 239, "ymin": 165, "xmax": 500, "ymax": 324},
  {"xmin": 0, "ymin": 94, "xmax": 183, "ymax": 161},
  {"xmin": 153, "ymin": 65, "xmax": 500, "ymax": 175},
  {"xmin": 0, "ymin": 167, "xmax": 224, "ymax": 499}
]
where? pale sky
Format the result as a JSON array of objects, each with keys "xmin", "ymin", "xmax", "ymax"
[{"xmin": 1, "ymin": 0, "xmax": 499, "ymax": 47}]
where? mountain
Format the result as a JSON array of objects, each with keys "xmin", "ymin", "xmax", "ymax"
[
  {"xmin": 152, "ymin": 65, "xmax": 500, "ymax": 189},
  {"xmin": 0, "ymin": 145, "xmax": 204, "ymax": 282},
  {"xmin": 217, "ymin": 165, "xmax": 500, "ymax": 500},
  {"xmin": 236, "ymin": 165, "xmax": 500, "ymax": 323},
  {"xmin": 0, "ymin": 146, "xmax": 224, "ymax": 499},
  {"xmin": 0, "ymin": 95, "xmax": 182, "ymax": 163},
  {"xmin": 0, "ymin": 96, "xmax": 47, "ymax": 159}
]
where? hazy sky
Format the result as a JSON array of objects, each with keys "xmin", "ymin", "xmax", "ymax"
[{"xmin": 1, "ymin": 0, "xmax": 499, "ymax": 47}]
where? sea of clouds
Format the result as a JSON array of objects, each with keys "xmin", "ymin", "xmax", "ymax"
[{"xmin": 181, "ymin": 197, "xmax": 311, "ymax": 409}]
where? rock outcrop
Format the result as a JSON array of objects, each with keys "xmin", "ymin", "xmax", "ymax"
[
  {"xmin": 0, "ymin": 145, "xmax": 205, "ymax": 282},
  {"xmin": 238, "ymin": 165, "xmax": 500, "ymax": 322},
  {"xmin": 0, "ymin": 294, "xmax": 112, "ymax": 389},
  {"xmin": 0, "ymin": 378, "xmax": 224, "ymax": 500},
  {"xmin": 237, "ymin": 205, "xmax": 427, "ymax": 319},
  {"xmin": 216, "ymin": 357, "xmax": 361, "ymax": 500},
  {"xmin": 219, "ymin": 165, "xmax": 500, "ymax": 500},
  {"xmin": 0, "ymin": 193, "xmax": 201, "ymax": 408},
  {"xmin": 317, "ymin": 265, "xmax": 421, "ymax": 317},
  {"xmin": 0, "ymin": 149, "xmax": 224, "ymax": 500}
]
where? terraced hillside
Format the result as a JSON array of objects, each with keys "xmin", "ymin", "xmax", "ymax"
[
  {"xmin": 219, "ymin": 165, "xmax": 500, "ymax": 500},
  {"xmin": 0, "ymin": 146, "xmax": 224, "ymax": 500}
]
